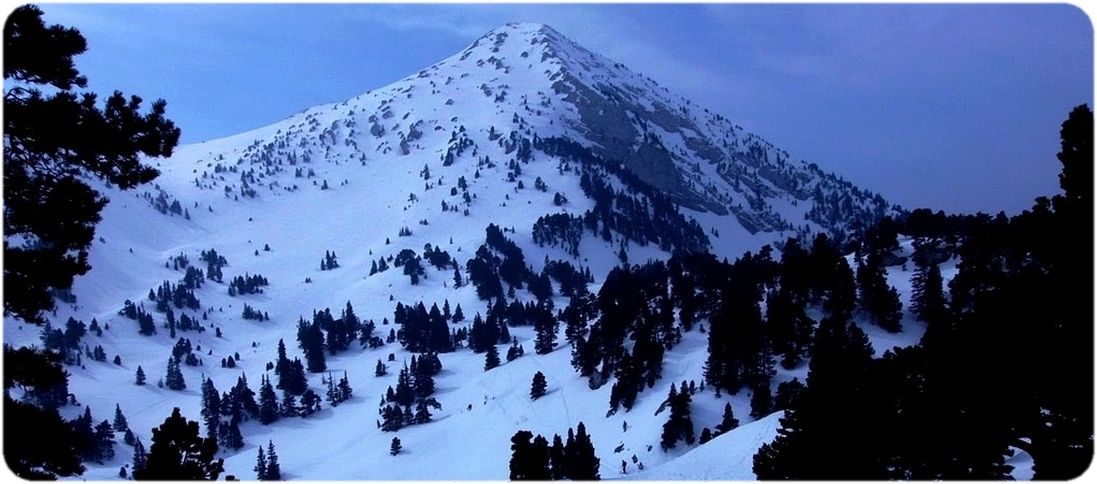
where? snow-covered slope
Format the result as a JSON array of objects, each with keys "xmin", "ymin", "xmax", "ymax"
[
  {"xmin": 637, "ymin": 412, "xmax": 784, "ymax": 480},
  {"xmin": 4, "ymin": 23, "xmax": 913, "ymax": 480}
]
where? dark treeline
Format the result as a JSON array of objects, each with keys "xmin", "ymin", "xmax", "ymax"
[
  {"xmin": 510, "ymin": 422, "xmax": 600, "ymax": 480},
  {"xmin": 753, "ymin": 105, "xmax": 1093, "ymax": 479}
]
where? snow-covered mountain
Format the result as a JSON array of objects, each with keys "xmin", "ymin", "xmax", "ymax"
[
  {"xmin": 158, "ymin": 22, "xmax": 897, "ymax": 255},
  {"xmin": 4, "ymin": 23, "xmax": 923, "ymax": 480}
]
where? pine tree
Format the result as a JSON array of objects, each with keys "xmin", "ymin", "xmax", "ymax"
[
  {"xmin": 774, "ymin": 378, "xmax": 805, "ymax": 411},
  {"xmin": 412, "ymin": 363, "xmax": 434, "ymax": 399},
  {"xmin": 278, "ymin": 357, "xmax": 308, "ymax": 396},
  {"xmin": 254, "ymin": 446, "xmax": 267, "ymax": 480},
  {"xmin": 258, "ymin": 375, "xmax": 280, "ymax": 425},
  {"xmin": 300, "ymin": 389, "xmax": 322, "ymax": 417},
  {"xmin": 752, "ymin": 316, "xmax": 878, "ymax": 479},
  {"xmin": 165, "ymin": 357, "xmax": 185, "ymax": 390},
  {"xmin": 4, "ymin": 5, "xmax": 180, "ymax": 323},
  {"xmin": 570, "ymin": 422, "xmax": 601, "ymax": 480},
  {"xmin": 660, "ymin": 384, "xmax": 695, "ymax": 450},
  {"xmin": 94, "ymin": 419, "xmax": 116, "ymax": 461},
  {"xmin": 199, "ymin": 378, "xmax": 220, "ymax": 442},
  {"xmin": 113, "ymin": 403, "xmax": 129, "ymax": 432},
  {"xmin": 380, "ymin": 405, "xmax": 404, "ymax": 432},
  {"xmin": 453, "ymin": 265, "xmax": 464, "ymax": 288},
  {"xmin": 133, "ymin": 408, "xmax": 223, "ymax": 480},
  {"xmin": 911, "ymin": 261, "xmax": 947, "ymax": 326},
  {"xmin": 275, "ymin": 338, "xmax": 289, "ymax": 375},
  {"xmin": 534, "ymin": 310, "xmax": 557, "ymax": 354},
  {"xmin": 218, "ymin": 417, "xmax": 244, "ymax": 451},
  {"xmin": 549, "ymin": 434, "xmax": 566, "ymax": 480},
  {"xmin": 135, "ymin": 365, "xmax": 146, "ymax": 386},
  {"xmin": 325, "ymin": 374, "xmax": 340, "ymax": 406},
  {"xmin": 856, "ymin": 254, "xmax": 903, "ymax": 333},
  {"xmin": 414, "ymin": 398, "xmax": 440, "ymax": 424},
  {"xmin": 265, "ymin": 441, "xmax": 281, "ymax": 480},
  {"xmin": 699, "ymin": 427, "xmax": 713, "ymax": 444},
  {"xmin": 750, "ymin": 382, "xmax": 773, "ymax": 419},
  {"xmin": 71, "ymin": 406, "xmax": 96, "ymax": 461},
  {"xmin": 393, "ymin": 366, "xmax": 415, "ymax": 407},
  {"xmin": 337, "ymin": 372, "xmax": 353, "ymax": 402},
  {"xmin": 510, "ymin": 430, "xmax": 536, "ymax": 479},
  {"xmin": 375, "ymin": 359, "xmax": 387, "ymax": 377},
  {"xmin": 714, "ymin": 402, "xmax": 739, "ymax": 435},
  {"xmin": 510, "ymin": 430, "xmax": 552, "ymax": 480},
  {"xmin": 297, "ymin": 317, "xmax": 327, "ymax": 373},
  {"xmin": 530, "ymin": 371, "xmax": 547, "ymax": 400},
  {"xmin": 131, "ymin": 437, "xmax": 147, "ymax": 476},
  {"xmin": 231, "ymin": 374, "xmax": 259, "ymax": 421},
  {"xmin": 390, "ymin": 437, "xmax": 402, "ymax": 456},
  {"xmin": 484, "ymin": 344, "xmax": 501, "ymax": 371},
  {"xmin": 280, "ymin": 390, "xmax": 299, "ymax": 418}
]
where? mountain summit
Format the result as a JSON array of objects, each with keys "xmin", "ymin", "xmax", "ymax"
[{"xmin": 160, "ymin": 22, "xmax": 896, "ymax": 257}]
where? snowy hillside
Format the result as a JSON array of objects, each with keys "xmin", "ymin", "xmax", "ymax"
[{"xmin": 5, "ymin": 23, "xmax": 914, "ymax": 480}]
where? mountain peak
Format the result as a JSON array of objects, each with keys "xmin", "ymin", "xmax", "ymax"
[
  {"xmin": 456, "ymin": 22, "xmax": 574, "ymax": 65},
  {"xmin": 171, "ymin": 20, "xmax": 897, "ymax": 251}
]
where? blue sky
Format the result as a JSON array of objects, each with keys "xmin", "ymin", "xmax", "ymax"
[{"xmin": 35, "ymin": 3, "xmax": 1093, "ymax": 214}]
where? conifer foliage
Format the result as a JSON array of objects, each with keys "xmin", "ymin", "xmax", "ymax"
[
  {"xmin": 510, "ymin": 423, "xmax": 600, "ymax": 480},
  {"xmin": 254, "ymin": 441, "xmax": 281, "ymax": 480},
  {"xmin": 133, "ymin": 408, "xmax": 223, "ymax": 480},
  {"xmin": 659, "ymin": 384, "xmax": 695, "ymax": 451},
  {"xmin": 4, "ymin": 5, "xmax": 180, "ymax": 324},
  {"xmin": 164, "ymin": 356, "xmax": 186, "ymax": 390},
  {"xmin": 530, "ymin": 371, "xmax": 547, "ymax": 400}
]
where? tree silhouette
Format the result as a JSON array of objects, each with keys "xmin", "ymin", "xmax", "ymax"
[
  {"xmin": 3, "ymin": 5, "xmax": 180, "ymax": 323},
  {"xmin": 133, "ymin": 407, "xmax": 222, "ymax": 480}
]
